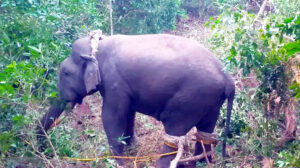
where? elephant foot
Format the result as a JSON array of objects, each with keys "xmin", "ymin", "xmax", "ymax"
[{"xmin": 125, "ymin": 134, "xmax": 138, "ymax": 146}]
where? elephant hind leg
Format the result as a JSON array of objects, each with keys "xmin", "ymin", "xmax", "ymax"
[{"xmin": 194, "ymin": 114, "xmax": 219, "ymax": 164}]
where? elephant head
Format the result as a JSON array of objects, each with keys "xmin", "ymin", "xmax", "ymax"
[
  {"xmin": 37, "ymin": 35, "xmax": 101, "ymax": 152},
  {"xmin": 58, "ymin": 37, "xmax": 101, "ymax": 104}
]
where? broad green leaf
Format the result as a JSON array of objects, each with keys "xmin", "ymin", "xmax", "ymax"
[
  {"xmin": 289, "ymin": 82, "xmax": 300, "ymax": 98},
  {"xmin": 230, "ymin": 46, "xmax": 237, "ymax": 57},
  {"xmin": 295, "ymin": 15, "xmax": 300, "ymax": 25},
  {"xmin": 28, "ymin": 45, "xmax": 41, "ymax": 54},
  {"xmin": 50, "ymin": 91, "xmax": 57, "ymax": 98},
  {"xmin": 12, "ymin": 115, "xmax": 24, "ymax": 122},
  {"xmin": 6, "ymin": 61, "xmax": 16, "ymax": 69},
  {"xmin": 233, "ymin": 12, "xmax": 242, "ymax": 22},
  {"xmin": 283, "ymin": 40, "xmax": 300, "ymax": 57},
  {"xmin": 284, "ymin": 16, "xmax": 295, "ymax": 23}
]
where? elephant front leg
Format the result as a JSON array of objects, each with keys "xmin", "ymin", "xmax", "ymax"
[
  {"xmin": 124, "ymin": 112, "xmax": 136, "ymax": 146},
  {"xmin": 101, "ymin": 100, "xmax": 134, "ymax": 164}
]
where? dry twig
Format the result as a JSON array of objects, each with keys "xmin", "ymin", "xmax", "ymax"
[
  {"xmin": 38, "ymin": 121, "xmax": 62, "ymax": 168},
  {"xmin": 200, "ymin": 140, "xmax": 212, "ymax": 168}
]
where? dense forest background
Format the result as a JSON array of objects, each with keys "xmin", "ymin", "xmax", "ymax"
[{"xmin": 0, "ymin": 0, "xmax": 299, "ymax": 167}]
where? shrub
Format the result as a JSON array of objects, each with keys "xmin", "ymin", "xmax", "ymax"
[
  {"xmin": 0, "ymin": 0, "xmax": 107, "ymax": 160},
  {"xmin": 207, "ymin": 0, "xmax": 299, "ymax": 165},
  {"xmin": 110, "ymin": 0, "xmax": 186, "ymax": 34}
]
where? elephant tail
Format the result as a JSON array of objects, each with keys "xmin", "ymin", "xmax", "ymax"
[{"xmin": 222, "ymin": 79, "xmax": 235, "ymax": 157}]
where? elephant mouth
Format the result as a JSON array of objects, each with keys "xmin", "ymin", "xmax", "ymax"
[
  {"xmin": 59, "ymin": 89, "xmax": 83, "ymax": 105},
  {"xmin": 71, "ymin": 89, "xmax": 84, "ymax": 104}
]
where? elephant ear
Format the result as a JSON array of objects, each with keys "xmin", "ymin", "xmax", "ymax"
[{"xmin": 80, "ymin": 55, "xmax": 100, "ymax": 93}]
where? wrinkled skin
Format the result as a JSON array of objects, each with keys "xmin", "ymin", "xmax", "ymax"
[{"xmin": 37, "ymin": 34, "xmax": 235, "ymax": 167}]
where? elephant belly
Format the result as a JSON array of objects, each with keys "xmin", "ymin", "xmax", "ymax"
[{"xmin": 132, "ymin": 77, "xmax": 226, "ymax": 128}]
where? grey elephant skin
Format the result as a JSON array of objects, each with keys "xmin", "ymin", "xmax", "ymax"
[{"xmin": 37, "ymin": 34, "xmax": 235, "ymax": 167}]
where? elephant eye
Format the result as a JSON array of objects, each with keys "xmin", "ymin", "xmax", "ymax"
[{"xmin": 63, "ymin": 70, "xmax": 70, "ymax": 76}]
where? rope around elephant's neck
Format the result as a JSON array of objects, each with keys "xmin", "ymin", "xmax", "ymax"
[{"xmin": 87, "ymin": 30, "xmax": 106, "ymax": 58}]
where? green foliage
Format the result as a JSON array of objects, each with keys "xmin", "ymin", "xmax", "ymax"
[
  {"xmin": 272, "ymin": 0, "xmax": 300, "ymax": 18},
  {"xmin": 0, "ymin": 0, "xmax": 299, "ymax": 167},
  {"xmin": 208, "ymin": 10, "xmax": 299, "ymax": 99},
  {"xmin": 0, "ymin": 131, "xmax": 17, "ymax": 156},
  {"xmin": 111, "ymin": 0, "xmax": 186, "ymax": 34},
  {"xmin": 0, "ymin": 114, "xmax": 30, "ymax": 157},
  {"xmin": 207, "ymin": 1, "xmax": 300, "ymax": 166},
  {"xmin": 289, "ymin": 82, "xmax": 300, "ymax": 98},
  {"xmin": 48, "ymin": 126, "xmax": 79, "ymax": 157},
  {"xmin": 276, "ymin": 142, "xmax": 300, "ymax": 167},
  {"xmin": 0, "ymin": 0, "xmax": 107, "ymax": 160},
  {"xmin": 182, "ymin": 0, "xmax": 248, "ymax": 19}
]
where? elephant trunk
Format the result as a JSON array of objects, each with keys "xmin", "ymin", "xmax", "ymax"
[{"xmin": 36, "ymin": 98, "xmax": 66, "ymax": 151}]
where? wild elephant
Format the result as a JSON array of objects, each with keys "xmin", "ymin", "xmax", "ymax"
[{"xmin": 37, "ymin": 32, "xmax": 235, "ymax": 167}]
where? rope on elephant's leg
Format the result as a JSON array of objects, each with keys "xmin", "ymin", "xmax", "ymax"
[{"xmin": 169, "ymin": 136, "xmax": 186, "ymax": 168}]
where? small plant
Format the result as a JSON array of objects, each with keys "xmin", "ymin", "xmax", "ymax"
[
  {"xmin": 205, "ymin": 0, "xmax": 299, "ymax": 166},
  {"xmin": 276, "ymin": 142, "xmax": 300, "ymax": 167},
  {"xmin": 110, "ymin": 0, "xmax": 186, "ymax": 34},
  {"xmin": 0, "ymin": 0, "xmax": 107, "ymax": 165}
]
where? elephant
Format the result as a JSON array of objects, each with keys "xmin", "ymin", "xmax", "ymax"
[{"xmin": 37, "ymin": 33, "xmax": 235, "ymax": 168}]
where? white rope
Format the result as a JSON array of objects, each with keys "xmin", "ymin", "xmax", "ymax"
[{"xmin": 87, "ymin": 30, "xmax": 105, "ymax": 58}]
